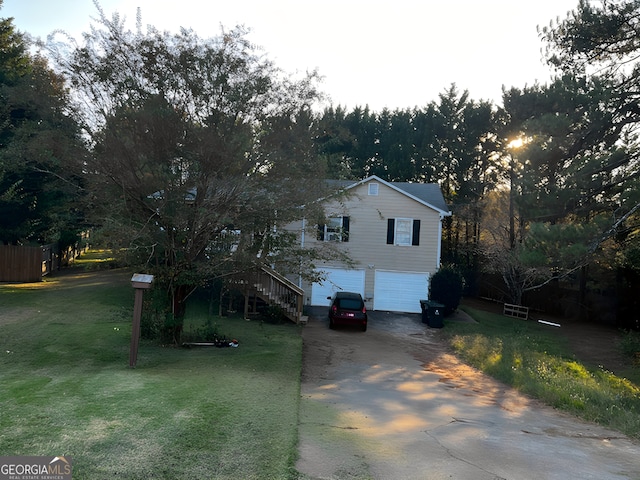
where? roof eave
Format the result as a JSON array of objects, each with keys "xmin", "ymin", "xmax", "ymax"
[{"xmin": 349, "ymin": 175, "xmax": 451, "ymax": 217}]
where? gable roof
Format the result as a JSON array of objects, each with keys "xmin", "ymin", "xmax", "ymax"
[{"xmin": 330, "ymin": 175, "xmax": 451, "ymax": 217}]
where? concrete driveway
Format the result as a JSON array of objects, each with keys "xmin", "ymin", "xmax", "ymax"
[{"xmin": 296, "ymin": 309, "xmax": 640, "ymax": 479}]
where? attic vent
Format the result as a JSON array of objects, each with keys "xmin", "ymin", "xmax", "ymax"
[{"xmin": 368, "ymin": 183, "xmax": 379, "ymax": 196}]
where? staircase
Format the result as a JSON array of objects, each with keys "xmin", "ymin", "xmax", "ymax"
[{"xmin": 241, "ymin": 265, "xmax": 305, "ymax": 323}]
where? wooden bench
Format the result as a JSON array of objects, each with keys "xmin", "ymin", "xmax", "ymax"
[{"xmin": 503, "ymin": 303, "xmax": 529, "ymax": 320}]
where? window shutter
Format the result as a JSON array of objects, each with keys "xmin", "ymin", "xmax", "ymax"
[
  {"xmin": 342, "ymin": 216, "xmax": 350, "ymax": 242},
  {"xmin": 387, "ymin": 218, "xmax": 395, "ymax": 244},
  {"xmin": 412, "ymin": 219, "xmax": 421, "ymax": 246},
  {"xmin": 317, "ymin": 223, "xmax": 325, "ymax": 241}
]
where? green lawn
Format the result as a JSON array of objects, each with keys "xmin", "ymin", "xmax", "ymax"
[
  {"xmin": 0, "ymin": 261, "xmax": 302, "ymax": 479},
  {"xmin": 5, "ymin": 254, "xmax": 640, "ymax": 478},
  {"xmin": 447, "ymin": 306, "xmax": 640, "ymax": 439}
]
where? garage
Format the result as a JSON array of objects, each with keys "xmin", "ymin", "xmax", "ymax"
[
  {"xmin": 310, "ymin": 268, "xmax": 366, "ymax": 306},
  {"xmin": 373, "ymin": 270, "xmax": 429, "ymax": 313}
]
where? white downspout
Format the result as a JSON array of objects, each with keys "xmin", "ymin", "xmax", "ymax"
[
  {"xmin": 437, "ymin": 213, "xmax": 444, "ymax": 268},
  {"xmin": 299, "ymin": 218, "xmax": 305, "ymax": 288}
]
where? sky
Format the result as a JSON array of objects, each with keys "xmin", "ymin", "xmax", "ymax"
[{"xmin": 2, "ymin": 0, "xmax": 580, "ymax": 111}]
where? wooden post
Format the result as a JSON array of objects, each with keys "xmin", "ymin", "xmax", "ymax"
[
  {"xmin": 130, "ymin": 274, "xmax": 154, "ymax": 368},
  {"xmin": 244, "ymin": 287, "xmax": 250, "ymax": 320}
]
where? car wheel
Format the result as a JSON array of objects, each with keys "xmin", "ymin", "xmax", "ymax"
[
  {"xmin": 361, "ymin": 323, "xmax": 367, "ymax": 332},
  {"xmin": 329, "ymin": 318, "xmax": 335, "ymax": 329}
]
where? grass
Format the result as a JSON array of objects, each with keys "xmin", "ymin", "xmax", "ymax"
[
  {"xmin": 0, "ymin": 253, "xmax": 303, "ymax": 479},
  {"xmin": 5, "ymin": 250, "xmax": 640, "ymax": 476},
  {"xmin": 446, "ymin": 307, "xmax": 640, "ymax": 439},
  {"xmin": 72, "ymin": 248, "xmax": 119, "ymax": 269}
]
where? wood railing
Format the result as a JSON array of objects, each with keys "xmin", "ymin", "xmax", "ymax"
[
  {"xmin": 503, "ymin": 303, "xmax": 529, "ymax": 320},
  {"xmin": 242, "ymin": 265, "xmax": 304, "ymax": 323}
]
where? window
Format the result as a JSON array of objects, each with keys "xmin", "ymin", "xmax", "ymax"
[
  {"xmin": 317, "ymin": 216, "xmax": 350, "ymax": 242},
  {"xmin": 386, "ymin": 218, "xmax": 420, "ymax": 246},
  {"xmin": 368, "ymin": 183, "xmax": 379, "ymax": 196},
  {"xmin": 326, "ymin": 217, "xmax": 343, "ymax": 242},
  {"xmin": 338, "ymin": 298, "xmax": 364, "ymax": 310},
  {"xmin": 395, "ymin": 219, "xmax": 412, "ymax": 245}
]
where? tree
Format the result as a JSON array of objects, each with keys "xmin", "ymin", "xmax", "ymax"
[
  {"xmin": 315, "ymin": 87, "xmax": 499, "ymax": 292},
  {"xmin": 471, "ymin": 0, "xmax": 640, "ymax": 309},
  {"xmin": 0, "ymin": 5, "xmax": 85, "ymax": 246},
  {"xmin": 540, "ymin": 0, "xmax": 640, "ymax": 254},
  {"xmin": 475, "ymin": 1, "xmax": 640, "ymax": 310},
  {"xmin": 428, "ymin": 85, "xmax": 499, "ymax": 281},
  {"xmin": 476, "ymin": 188, "xmax": 544, "ymax": 304},
  {"xmin": 489, "ymin": 74, "xmax": 640, "ymax": 305},
  {"xmin": 47, "ymin": 5, "xmax": 332, "ymax": 341},
  {"xmin": 315, "ymin": 104, "xmax": 380, "ymax": 179},
  {"xmin": 541, "ymin": 0, "xmax": 640, "ymax": 78}
]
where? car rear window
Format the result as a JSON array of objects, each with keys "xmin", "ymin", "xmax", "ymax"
[{"xmin": 338, "ymin": 298, "xmax": 363, "ymax": 310}]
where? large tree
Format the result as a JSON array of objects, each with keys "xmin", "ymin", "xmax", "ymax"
[
  {"xmin": 540, "ymin": 0, "xmax": 640, "ymax": 250},
  {"xmin": 0, "ymin": 5, "xmax": 85, "ymax": 246},
  {"xmin": 46, "ymin": 5, "xmax": 332, "ymax": 339},
  {"xmin": 428, "ymin": 86, "xmax": 499, "ymax": 278},
  {"xmin": 472, "ymin": 0, "xmax": 640, "ymax": 307}
]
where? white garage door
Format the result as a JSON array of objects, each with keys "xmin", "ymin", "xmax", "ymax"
[
  {"xmin": 374, "ymin": 270, "xmax": 429, "ymax": 313},
  {"xmin": 310, "ymin": 268, "xmax": 366, "ymax": 306}
]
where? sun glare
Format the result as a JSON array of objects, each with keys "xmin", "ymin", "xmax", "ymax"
[{"xmin": 508, "ymin": 138, "xmax": 524, "ymax": 149}]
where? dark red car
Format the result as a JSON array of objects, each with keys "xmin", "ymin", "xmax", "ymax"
[{"xmin": 328, "ymin": 292, "xmax": 367, "ymax": 331}]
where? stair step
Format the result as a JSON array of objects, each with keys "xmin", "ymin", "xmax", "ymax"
[{"xmin": 243, "ymin": 273, "xmax": 303, "ymax": 324}]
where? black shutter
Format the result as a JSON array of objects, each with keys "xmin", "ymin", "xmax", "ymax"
[
  {"xmin": 412, "ymin": 219, "xmax": 421, "ymax": 246},
  {"xmin": 342, "ymin": 216, "xmax": 350, "ymax": 242},
  {"xmin": 317, "ymin": 223, "xmax": 325, "ymax": 241},
  {"xmin": 387, "ymin": 218, "xmax": 395, "ymax": 244}
]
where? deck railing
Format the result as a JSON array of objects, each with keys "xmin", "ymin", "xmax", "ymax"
[{"xmin": 244, "ymin": 265, "xmax": 304, "ymax": 323}]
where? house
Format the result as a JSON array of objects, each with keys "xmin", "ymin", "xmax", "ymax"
[{"xmin": 290, "ymin": 175, "xmax": 451, "ymax": 314}]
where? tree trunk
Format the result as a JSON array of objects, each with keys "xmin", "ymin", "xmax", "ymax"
[
  {"xmin": 579, "ymin": 265, "xmax": 589, "ymax": 321},
  {"xmin": 167, "ymin": 283, "xmax": 190, "ymax": 344}
]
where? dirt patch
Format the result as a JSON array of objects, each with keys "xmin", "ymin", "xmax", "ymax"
[
  {"xmin": 462, "ymin": 297, "xmax": 631, "ymax": 376},
  {"xmin": 557, "ymin": 319, "xmax": 629, "ymax": 374}
]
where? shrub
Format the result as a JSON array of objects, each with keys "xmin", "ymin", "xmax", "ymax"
[
  {"xmin": 261, "ymin": 304, "xmax": 288, "ymax": 324},
  {"xmin": 430, "ymin": 267, "xmax": 464, "ymax": 316},
  {"xmin": 620, "ymin": 330, "xmax": 640, "ymax": 364}
]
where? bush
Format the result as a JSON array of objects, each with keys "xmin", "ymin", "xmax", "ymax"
[
  {"xmin": 182, "ymin": 318, "xmax": 224, "ymax": 343},
  {"xmin": 261, "ymin": 304, "xmax": 288, "ymax": 324},
  {"xmin": 430, "ymin": 267, "xmax": 464, "ymax": 316},
  {"xmin": 620, "ymin": 330, "xmax": 640, "ymax": 364}
]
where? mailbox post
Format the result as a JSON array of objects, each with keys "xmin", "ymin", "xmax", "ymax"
[{"xmin": 130, "ymin": 273, "xmax": 154, "ymax": 368}]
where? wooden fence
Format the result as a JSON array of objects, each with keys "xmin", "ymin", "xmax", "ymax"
[
  {"xmin": 503, "ymin": 303, "xmax": 529, "ymax": 320},
  {"xmin": 0, "ymin": 245, "xmax": 43, "ymax": 282},
  {"xmin": 0, "ymin": 239, "xmax": 88, "ymax": 283}
]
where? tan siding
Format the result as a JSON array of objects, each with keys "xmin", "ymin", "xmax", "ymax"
[{"xmin": 284, "ymin": 180, "xmax": 445, "ymax": 307}]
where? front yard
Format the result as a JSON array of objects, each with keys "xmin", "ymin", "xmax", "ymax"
[
  {"xmin": 0, "ymin": 262, "xmax": 302, "ymax": 479},
  {"xmin": 4, "ymin": 252, "xmax": 640, "ymax": 479}
]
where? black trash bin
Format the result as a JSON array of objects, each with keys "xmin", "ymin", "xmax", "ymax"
[
  {"xmin": 420, "ymin": 300, "xmax": 429, "ymax": 324},
  {"xmin": 420, "ymin": 300, "xmax": 444, "ymax": 328},
  {"xmin": 427, "ymin": 301, "xmax": 444, "ymax": 328}
]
